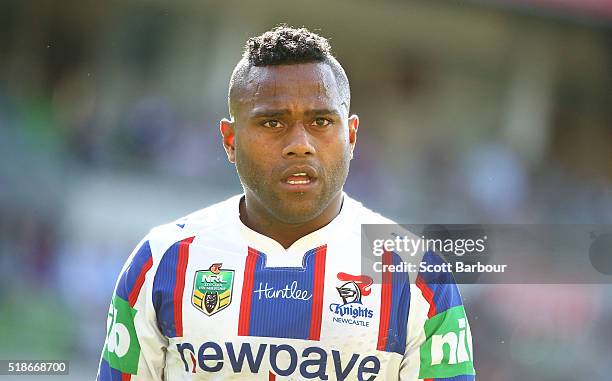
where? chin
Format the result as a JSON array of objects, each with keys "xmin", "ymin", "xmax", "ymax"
[{"xmin": 272, "ymin": 200, "xmax": 324, "ymax": 225}]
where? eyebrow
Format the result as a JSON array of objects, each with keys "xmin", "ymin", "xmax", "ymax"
[
  {"xmin": 305, "ymin": 109, "xmax": 341, "ymax": 118},
  {"xmin": 249, "ymin": 108, "xmax": 341, "ymax": 119},
  {"xmin": 250, "ymin": 109, "xmax": 292, "ymax": 119}
]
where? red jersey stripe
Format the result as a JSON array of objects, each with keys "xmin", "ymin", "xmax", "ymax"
[
  {"xmin": 308, "ymin": 245, "xmax": 327, "ymax": 341},
  {"xmin": 128, "ymin": 255, "xmax": 153, "ymax": 307},
  {"xmin": 174, "ymin": 236, "xmax": 195, "ymax": 337},
  {"xmin": 416, "ymin": 275, "xmax": 436, "ymax": 318},
  {"xmin": 238, "ymin": 247, "xmax": 259, "ymax": 336},
  {"xmin": 377, "ymin": 251, "xmax": 393, "ymax": 351}
]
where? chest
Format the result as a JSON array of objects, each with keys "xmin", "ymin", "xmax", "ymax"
[{"xmin": 152, "ymin": 240, "xmax": 410, "ymax": 379}]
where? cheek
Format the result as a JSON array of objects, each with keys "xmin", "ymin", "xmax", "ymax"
[
  {"xmin": 325, "ymin": 134, "xmax": 351, "ymax": 157},
  {"xmin": 236, "ymin": 143, "xmax": 258, "ymax": 169},
  {"xmin": 235, "ymin": 140, "xmax": 274, "ymax": 181},
  {"xmin": 236, "ymin": 131, "xmax": 258, "ymax": 161},
  {"xmin": 320, "ymin": 142, "xmax": 352, "ymax": 177}
]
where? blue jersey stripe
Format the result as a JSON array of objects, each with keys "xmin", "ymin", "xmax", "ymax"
[
  {"xmin": 384, "ymin": 252, "xmax": 411, "ymax": 355},
  {"xmin": 116, "ymin": 241, "xmax": 152, "ymax": 302},
  {"xmin": 247, "ymin": 247, "xmax": 321, "ymax": 340},
  {"xmin": 97, "ymin": 358, "xmax": 124, "ymax": 381},
  {"xmin": 153, "ymin": 241, "xmax": 181, "ymax": 337},
  {"xmin": 420, "ymin": 251, "xmax": 463, "ymax": 315}
]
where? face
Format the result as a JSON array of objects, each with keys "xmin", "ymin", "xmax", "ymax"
[{"xmin": 221, "ymin": 62, "xmax": 358, "ymax": 224}]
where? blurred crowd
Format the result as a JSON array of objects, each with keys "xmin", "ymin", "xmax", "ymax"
[{"xmin": 0, "ymin": 1, "xmax": 610, "ymax": 379}]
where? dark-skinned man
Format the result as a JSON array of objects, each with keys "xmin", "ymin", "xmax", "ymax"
[{"xmin": 97, "ymin": 26, "xmax": 475, "ymax": 381}]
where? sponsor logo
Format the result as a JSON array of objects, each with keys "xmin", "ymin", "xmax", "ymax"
[
  {"xmin": 419, "ymin": 305, "xmax": 475, "ymax": 378},
  {"xmin": 192, "ymin": 263, "xmax": 235, "ymax": 316},
  {"xmin": 329, "ymin": 273, "xmax": 375, "ymax": 327},
  {"xmin": 253, "ymin": 280, "xmax": 312, "ymax": 301},
  {"xmin": 103, "ymin": 295, "xmax": 141, "ymax": 374},
  {"xmin": 176, "ymin": 341, "xmax": 381, "ymax": 380}
]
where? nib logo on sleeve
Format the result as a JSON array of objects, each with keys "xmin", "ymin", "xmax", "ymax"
[
  {"xmin": 103, "ymin": 295, "xmax": 141, "ymax": 374},
  {"xmin": 419, "ymin": 305, "xmax": 475, "ymax": 379}
]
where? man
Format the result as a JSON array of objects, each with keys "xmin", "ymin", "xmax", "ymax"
[{"xmin": 97, "ymin": 26, "xmax": 475, "ymax": 380}]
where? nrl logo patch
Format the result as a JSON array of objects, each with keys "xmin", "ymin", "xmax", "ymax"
[{"xmin": 192, "ymin": 263, "xmax": 235, "ymax": 316}]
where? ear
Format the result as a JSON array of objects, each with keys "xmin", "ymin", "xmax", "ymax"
[
  {"xmin": 348, "ymin": 114, "xmax": 359, "ymax": 159},
  {"xmin": 220, "ymin": 118, "xmax": 236, "ymax": 163}
]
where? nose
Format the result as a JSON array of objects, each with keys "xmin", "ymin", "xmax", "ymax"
[{"xmin": 282, "ymin": 123, "xmax": 316, "ymax": 158}]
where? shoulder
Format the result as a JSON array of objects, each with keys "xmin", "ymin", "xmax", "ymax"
[
  {"xmin": 342, "ymin": 193, "xmax": 397, "ymax": 225},
  {"xmin": 342, "ymin": 193, "xmax": 425, "ymax": 256},
  {"xmin": 142, "ymin": 194, "xmax": 242, "ymax": 261},
  {"xmin": 337, "ymin": 193, "xmax": 401, "ymax": 244}
]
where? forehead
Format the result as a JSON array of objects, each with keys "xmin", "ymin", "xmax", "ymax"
[{"xmin": 234, "ymin": 62, "xmax": 343, "ymax": 116}]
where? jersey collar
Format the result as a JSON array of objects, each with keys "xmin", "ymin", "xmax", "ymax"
[{"xmin": 235, "ymin": 192, "xmax": 350, "ymax": 267}]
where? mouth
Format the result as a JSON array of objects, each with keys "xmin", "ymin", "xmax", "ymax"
[
  {"xmin": 280, "ymin": 166, "xmax": 319, "ymax": 191},
  {"xmin": 285, "ymin": 172, "xmax": 313, "ymax": 185}
]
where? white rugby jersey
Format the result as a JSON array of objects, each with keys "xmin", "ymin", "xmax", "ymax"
[{"xmin": 96, "ymin": 193, "xmax": 475, "ymax": 380}]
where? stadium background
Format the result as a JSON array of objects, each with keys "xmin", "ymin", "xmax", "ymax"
[{"xmin": 0, "ymin": 0, "xmax": 611, "ymax": 379}]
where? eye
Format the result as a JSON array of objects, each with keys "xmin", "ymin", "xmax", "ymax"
[
  {"xmin": 263, "ymin": 120, "xmax": 282, "ymax": 128},
  {"xmin": 312, "ymin": 118, "xmax": 331, "ymax": 127}
]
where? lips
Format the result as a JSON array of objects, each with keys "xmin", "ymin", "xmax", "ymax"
[
  {"xmin": 280, "ymin": 165, "xmax": 318, "ymax": 186},
  {"xmin": 286, "ymin": 173, "xmax": 311, "ymax": 185}
]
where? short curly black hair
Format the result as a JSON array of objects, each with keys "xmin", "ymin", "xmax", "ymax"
[
  {"xmin": 244, "ymin": 26, "xmax": 331, "ymax": 66},
  {"xmin": 228, "ymin": 26, "xmax": 350, "ymax": 117}
]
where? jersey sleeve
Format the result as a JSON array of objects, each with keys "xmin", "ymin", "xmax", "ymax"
[
  {"xmin": 400, "ymin": 251, "xmax": 476, "ymax": 380},
  {"xmin": 96, "ymin": 237, "xmax": 168, "ymax": 380}
]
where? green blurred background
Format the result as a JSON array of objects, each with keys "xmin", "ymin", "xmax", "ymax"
[{"xmin": 0, "ymin": 0, "xmax": 611, "ymax": 379}]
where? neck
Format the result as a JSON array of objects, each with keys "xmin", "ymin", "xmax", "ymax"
[{"xmin": 239, "ymin": 192, "xmax": 344, "ymax": 249}]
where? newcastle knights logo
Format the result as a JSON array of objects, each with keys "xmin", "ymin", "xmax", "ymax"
[
  {"xmin": 330, "ymin": 272, "xmax": 375, "ymax": 327},
  {"xmin": 336, "ymin": 272, "xmax": 373, "ymax": 304},
  {"xmin": 192, "ymin": 263, "xmax": 235, "ymax": 316}
]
